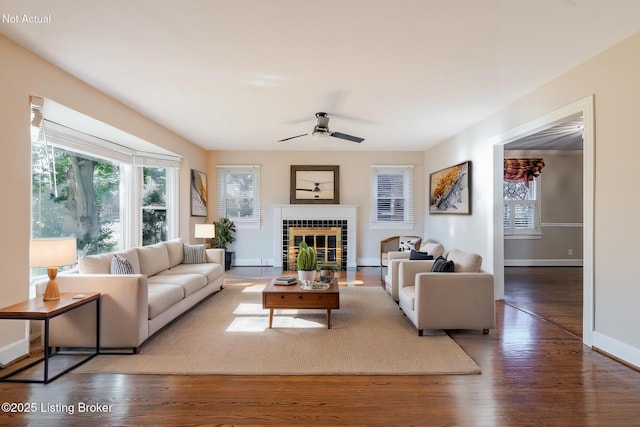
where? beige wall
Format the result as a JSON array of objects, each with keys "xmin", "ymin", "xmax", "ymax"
[
  {"xmin": 0, "ymin": 35, "xmax": 208, "ymax": 362},
  {"xmin": 208, "ymin": 150, "xmax": 425, "ymax": 266},
  {"xmin": 504, "ymin": 150, "xmax": 583, "ymax": 264},
  {"xmin": 424, "ymin": 31, "xmax": 640, "ymax": 366}
]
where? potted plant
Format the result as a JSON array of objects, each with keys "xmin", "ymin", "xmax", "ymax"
[
  {"xmin": 318, "ymin": 263, "xmax": 338, "ymax": 281},
  {"xmin": 212, "ymin": 217, "xmax": 236, "ymax": 270},
  {"xmin": 296, "ymin": 242, "xmax": 317, "ymax": 282}
]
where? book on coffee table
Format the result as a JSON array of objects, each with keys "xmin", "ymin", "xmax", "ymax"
[{"xmin": 274, "ymin": 276, "xmax": 298, "ymax": 285}]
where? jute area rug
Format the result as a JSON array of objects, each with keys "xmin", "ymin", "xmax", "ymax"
[{"xmin": 75, "ymin": 283, "xmax": 481, "ymax": 375}]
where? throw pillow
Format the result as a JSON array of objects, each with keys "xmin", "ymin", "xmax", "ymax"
[
  {"xmin": 110, "ymin": 254, "xmax": 135, "ymax": 274},
  {"xmin": 409, "ymin": 249, "xmax": 433, "ymax": 260},
  {"xmin": 431, "ymin": 255, "xmax": 455, "ymax": 272},
  {"xmin": 399, "ymin": 237, "xmax": 421, "ymax": 252},
  {"xmin": 183, "ymin": 244, "xmax": 207, "ymax": 264}
]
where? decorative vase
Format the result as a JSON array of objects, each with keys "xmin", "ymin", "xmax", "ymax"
[{"xmin": 320, "ymin": 269, "xmax": 335, "ymax": 280}]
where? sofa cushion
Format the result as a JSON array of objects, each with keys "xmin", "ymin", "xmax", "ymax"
[
  {"xmin": 165, "ymin": 238, "xmax": 184, "ymax": 267},
  {"xmin": 409, "ymin": 249, "xmax": 434, "ymax": 261},
  {"xmin": 165, "ymin": 262, "xmax": 223, "ymax": 284},
  {"xmin": 151, "ymin": 272, "xmax": 208, "ymax": 297},
  {"xmin": 137, "ymin": 243, "xmax": 171, "ymax": 277},
  {"xmin": 78, "ymin": 252, "xmax": 113, "ymax": 274},
  {"xmin": 78, "ymin": 247, "xmax": 140, "ymax": 274},
  {"xmin": 447, "ymin": 249, "xmax": 482, "ymax": 272},
  {"xmin": 110, "ymin": 254, "xmax": 135, "ymax": 274},
  {"xmin": 147, "ymin": 284, "xmax": 184, "ymax": 319},
  {"xmin": 432, "ymin": 256, "xmax": 455, "ymax": 272},
  {"xmin": 184, "ymin": 244, "xmax": 207, "ymax": 264}
]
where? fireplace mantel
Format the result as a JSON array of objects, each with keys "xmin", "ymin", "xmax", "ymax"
[{"xmin": 273, "ymin": 205, "xmax": 357, "ymax": 269}]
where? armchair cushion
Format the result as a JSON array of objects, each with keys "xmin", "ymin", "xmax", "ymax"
[
  {"xmin": 417, "ymin": 242, "xmax": 445, "ymax": 259},
  {"xmin": 447, "ymin": 249, "xmax": 482, "ymax": 272}
]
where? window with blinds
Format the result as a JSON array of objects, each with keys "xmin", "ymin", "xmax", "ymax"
[
  {"xmin": 370, "ymin": 166, "xmax": 414, "ymax": 227},
  {"xmin": 216, "ymin": 165, "xmax": 261, "ymax": 227},
  {"xmin": 503, "ymin": 179, "xmax": 541, "ymax": 237}
]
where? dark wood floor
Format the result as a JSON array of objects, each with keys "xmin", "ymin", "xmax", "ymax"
[
  {"xmin": 2, "ymin": 266, "xmax": 640, "ymax": 426},
  {"xmin": 504, "ymin": 266, "xmax": 583, "ymax": 338}
]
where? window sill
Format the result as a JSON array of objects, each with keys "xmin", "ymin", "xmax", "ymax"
[
  {"xmin": 370, "ymin": 222, "xmax": 415, "ymax": 230},
  {"xmin": 504, "ymin": 233, "xmax": 542, "ymax": 240},
  {"xmin": 234, "ymin": 221, "xmax": 261, "ymax": 230}
]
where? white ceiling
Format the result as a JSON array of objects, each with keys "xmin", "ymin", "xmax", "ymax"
[{"xmin": 2, "ymin": 0, "xmax": 639, "ymax": 152}]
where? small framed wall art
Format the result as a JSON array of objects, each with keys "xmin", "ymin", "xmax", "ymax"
[
  {"xmin": 429, "ymin": 161, "xmax": 471, "ymax": 214},
  {"xmin": 290, "ymin": 165, "xmax": 340, "ymax": 204},
  {"xmin": 190, "ymin": 169, "xmax": 208, "ymax": 217}
]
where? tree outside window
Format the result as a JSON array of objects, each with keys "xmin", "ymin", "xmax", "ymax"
[
  {"xmin": 142, "ymin": 167, "xmax": 167, "ymax": 245},
  {"xmin": 31, "ymin": 145, "xmax": 120, "ymax": 262}
]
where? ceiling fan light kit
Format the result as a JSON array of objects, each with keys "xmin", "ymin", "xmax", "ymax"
[{"xmin": 278, "ymin": 112, "xmax": 365, "ymax": 143}]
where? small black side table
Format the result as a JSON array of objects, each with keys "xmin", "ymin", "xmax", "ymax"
[{"xmin": 0, "ymin": 292, "xmax": 100, "ymax": 383}]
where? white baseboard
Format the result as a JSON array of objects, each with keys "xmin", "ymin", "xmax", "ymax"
[
  {"xmin": 0, "ymin": 336, "xmax": 29, "ymax": 368},
  {"xmin": 357, "ymin": 257, "xmax": 380, "ymax": 267},
  {"xmin": 593, "ymin": 331, "xmax": 640, "ymax": 370},
  {"xmin": 232, "ymin": 258, "xmax": 275, "ymax": 267},
  {"xmin": 504, "ymin": 259, "xmax": 583, "ymax": 267}
]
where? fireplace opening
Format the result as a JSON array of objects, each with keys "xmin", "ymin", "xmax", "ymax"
[
  {"xmin": 282, "ymin": 219, "xmax": 347, "ymax": 271},
  {"xmin": 289, "ymin": 227, "xmax": 342, "ymax": 270}
]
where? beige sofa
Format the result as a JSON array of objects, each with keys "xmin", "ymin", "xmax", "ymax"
[
  {"xmin": 384, "ymin": 241, "xmax": 445, "ymax": 301},
  {"xmin": 50, "ymin": 238, "xmax": 224, "ymax": 353},
  {"xmin": 398, "ymin": 249, "xmax": 495, "ymax": 335}
]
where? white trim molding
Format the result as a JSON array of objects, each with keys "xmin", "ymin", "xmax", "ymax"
[
  {"xmin": 593, "ymin": 331, "xmax": 640, "ymax": 371},
  {"xmin": 504, "ymin": 259, "xmax": 583, "ymax": 267}
]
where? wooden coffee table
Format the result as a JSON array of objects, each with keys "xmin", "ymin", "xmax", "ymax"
[{"xmin": 262, "ymin": 278, "xmax": 340, "ymax": 329}]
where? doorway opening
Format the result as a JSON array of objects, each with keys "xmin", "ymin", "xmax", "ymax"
[{"xmin": 491, "ymin": 95, "xmax": 594, "ymax": 346}]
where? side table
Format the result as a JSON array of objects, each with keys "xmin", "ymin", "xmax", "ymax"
[{"xmin": 0, "ymin": 292, "xmax": 100, "ymax": 383}]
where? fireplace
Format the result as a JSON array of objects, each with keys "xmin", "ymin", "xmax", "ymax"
[{"xmin": 273, "ymin": 205, "xmax": 357, "ymax": 270}]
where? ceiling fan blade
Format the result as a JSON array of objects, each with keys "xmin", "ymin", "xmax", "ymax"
[
  {"xmin": 330, "ymin": 132, "xmax": 364, "ymax": 143},
  {"xmin": 296, "ymin": 188, "xmax": 314, "ymax": 191},
  {"xmin": 278, "ymin": 133, "xmax": 308, "ymax": 142}
]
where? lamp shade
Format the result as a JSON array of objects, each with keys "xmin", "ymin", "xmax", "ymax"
[
  {"xmin": 30, "ymin": 237, "xmax": 78, "ymax": 268},
  {"xmin": 194, "ymin": 223, "xmax": 216, "ymax": 239}
]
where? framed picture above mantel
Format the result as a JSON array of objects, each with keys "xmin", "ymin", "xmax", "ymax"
[
  {"xmin": 290, "ymin": 165, "xmax": 340, "ymax": 204},
  {"xmin": 429, "ymin": 161, "xmax": 471, "ymax": 214}
]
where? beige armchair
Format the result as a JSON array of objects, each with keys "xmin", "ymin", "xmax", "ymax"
[
  {"xmin": 397, "ymin": 250, "xmax": 495, "ymax": 335},
  {"xmin": 379, "ymin": 235, "xmax": 422, "ymax": 281},
  {"xmin": 384, "ymin": 242, "xmax": 444, "ymax": 301}
]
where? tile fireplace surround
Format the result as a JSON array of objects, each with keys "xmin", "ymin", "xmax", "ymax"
[{"xmin": 273, "ymin": 205, "xmax": 357, "ymax": 270}]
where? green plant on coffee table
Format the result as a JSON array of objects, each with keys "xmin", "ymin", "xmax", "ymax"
[
  {"xmin": 318, "ymin": 263, "xmax": 339, "ymax": 271},
  {"xmin": 297, "ymin": 242, "xmax": 318, "ymax": 271}
]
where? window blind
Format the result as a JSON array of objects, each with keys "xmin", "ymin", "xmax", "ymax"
[
  {"xmin": 370, "ymin": 165, "xmax": 414, "ymax": 226},
  {"xmin": 216, "ymin": 165, "xmax": 261, "ymax": 225},
  {"xmin": 40, "ymin": 120, "xmax": 181, "ymax": 168}
]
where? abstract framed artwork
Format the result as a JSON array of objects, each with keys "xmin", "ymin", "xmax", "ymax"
[
  {"xmin": 190, "ymin": 169, "xmax": 207, "ymax": 217},
  {"xmin": 429, "ymin": 161, "xmax": 471, "ymax": 214},
  {"xmin": 290, "ymin": 165, "xmax": 340, "ymax": 204}
]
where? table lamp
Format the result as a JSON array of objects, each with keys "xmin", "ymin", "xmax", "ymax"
[
  {"xmin": 194, "ymin": 223, "xmax": 216, "ymax": 248},
  {"xmin": 30, "ymin": 237, "xmax": 77, "ymax": 301}
]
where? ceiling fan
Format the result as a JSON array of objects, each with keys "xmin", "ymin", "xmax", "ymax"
[
  {"xmin": 296, "ymin": 181, "xmax": 330, "ymax": 198},
  {"xmin": 278, "ymin": 112, "xmax": 365, "ymax": 143}
]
